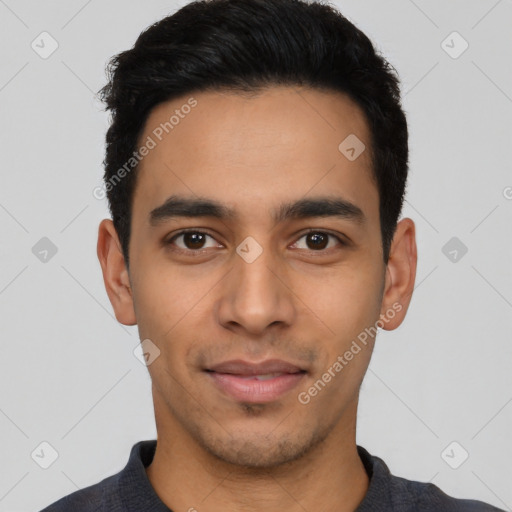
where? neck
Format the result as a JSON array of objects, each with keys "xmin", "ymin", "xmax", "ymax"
[{"xmin": 146, "ymin": 399, "xmax": 369, "ymax": 512}]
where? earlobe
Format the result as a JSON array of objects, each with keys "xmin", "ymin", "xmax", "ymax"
[
  {"xmin": 379, "ymin": 217, "xmax": 417, "ymax": 331},
  {"xmin": 97, "ymin": 219, "xmax": 137, "ymax": 326}
]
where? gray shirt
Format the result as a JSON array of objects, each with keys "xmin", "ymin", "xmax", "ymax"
[{"xmin": 40, "ymin": 440, "xmax": 504, "ymax": 511}]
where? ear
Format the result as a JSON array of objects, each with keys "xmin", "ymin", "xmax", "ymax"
[
  {"xmin": 97, "ymin": 219, "xmax": 137, "ymax": 326},
  {"xmin": 379, "ymin": 217, "xmax": 417, "ymax": 330}
]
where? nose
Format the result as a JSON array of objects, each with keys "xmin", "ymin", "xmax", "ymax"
[{"xmin": 215, "ymin": 243, "xmax": 296, "ymax": 336}]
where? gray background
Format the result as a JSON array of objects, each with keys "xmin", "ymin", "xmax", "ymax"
[{"xmin": 1, "ymin": 0, "xmax": 511, "ymax": 510}]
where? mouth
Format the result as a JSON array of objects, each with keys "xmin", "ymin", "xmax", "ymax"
[{"xmin": 204, "ymin": 359, "xmax": 308, "ymax": 403}]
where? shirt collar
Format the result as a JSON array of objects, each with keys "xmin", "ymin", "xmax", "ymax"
[
  {"xmin": 117, "ymin": 440, "xmax": 172, "ymax": 511},
  {"xmin": 355, "ymin": 445, "xmax": 394, "ymax": 510}
]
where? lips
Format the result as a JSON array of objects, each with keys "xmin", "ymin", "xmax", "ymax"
[
  {"xmin": 206, "ymin": 359, "xmax": 306, "ymax": 376},
  {"xmin": 204, "ymin": 359, "xmax": 307, "ymax": 403}
]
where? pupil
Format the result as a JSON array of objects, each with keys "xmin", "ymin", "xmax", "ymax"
[
  {"xmin": 308, "ymin": 233, "xmax": 327, "ymax": 250},
  {"xmin": 184, "ymin": 232, "xmax": 205, "ymax": 249}
]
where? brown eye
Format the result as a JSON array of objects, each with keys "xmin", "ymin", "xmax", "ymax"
[
  {"xmin": 305, "ymin": 232, "xmax": 328, "ymax": 250},
  {"xmin": 167, "ymin": 230, "xmax": 219, "ymax": 252},
  {"xmin": 181, "ymin": 232, "xmax": 207, "ymax": 250},
  {"xmin": 292, "ymin": 231, "xmax": 344, "ymax": 252}
]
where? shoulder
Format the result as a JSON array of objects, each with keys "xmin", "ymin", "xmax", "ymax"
[
  {"xmin": 38, "ymin": 440, "xmax": 157, "ymax": 512},
  {"xmin": 390, "ymin": 473, "xmax": 504, "ymax": 512},
  {"xmin": 356, "ymin": 446, "xmax": 504, "ymax": 512},
  {"xmin": 39, "ymin": 472, "xmax": 119, "ymax": 511}
]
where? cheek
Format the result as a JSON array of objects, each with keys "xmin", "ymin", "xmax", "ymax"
[
  {"xmin": 131, "ymin": 259, "xmax": 206, "ymax": 334},
  {"xmin": 131, "ymin": 269, "xmax": 211, "ymax": 369},
  {"xmin": 292, "ymin": 262, "xmax": 383, "ymax": 336},
  {"xmin": 303, "ymin": 272, "xmax": 381, "ymax": 396}
]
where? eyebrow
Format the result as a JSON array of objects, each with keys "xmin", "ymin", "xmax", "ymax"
[{"xmin": 149, "ymin": 194, "xmax": 366, "ymax": 226}]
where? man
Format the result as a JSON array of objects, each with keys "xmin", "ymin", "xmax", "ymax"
[{"xmin": 41, "ymin": 0, "xmax": 503, "ymax": 510}]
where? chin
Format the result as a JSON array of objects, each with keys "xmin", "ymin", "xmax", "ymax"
[{"xmin": 196, "ymin": 426, "xmax": 329, "ymax": 470}]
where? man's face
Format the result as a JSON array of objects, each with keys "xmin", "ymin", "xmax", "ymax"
[{"xmin": 119, "ymin": 87, "xmax": 392, "ymax": 468}]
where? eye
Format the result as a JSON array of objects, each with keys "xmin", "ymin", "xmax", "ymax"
[
  {"xmin": 165, "ymin": 228, "xmax": 346, "ymax": 255},
  {"xmin": 166, "ymin": 229, "xmax": 221, "ymax": 253},
  {"xmin": 290, "ymin": 230, "xmax": 345, "ymax": 252}
]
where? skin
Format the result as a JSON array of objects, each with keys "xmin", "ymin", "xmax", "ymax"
[{"xmin": 97, "ymin": 86, "xmax": 417, "ymax": 512}]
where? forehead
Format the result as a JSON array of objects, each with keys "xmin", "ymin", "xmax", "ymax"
[{"xmin": 132, "ymin": 86, "xmax": 378, "ymax": 227}]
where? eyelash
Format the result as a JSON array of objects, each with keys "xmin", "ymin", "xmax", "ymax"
[{"xmin": 165, "ymin": 228, "xmax": 347, "ymax": 256}]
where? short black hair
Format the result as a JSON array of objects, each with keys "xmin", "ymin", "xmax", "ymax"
[{"xmin": 98, "ymin": 0, "xmax": 408, "ymax": 268}]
